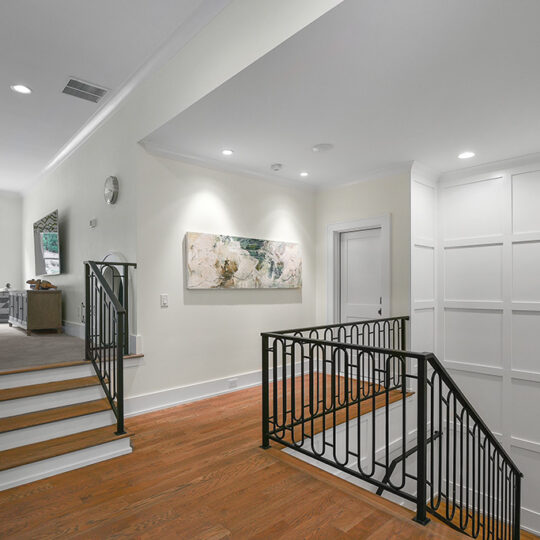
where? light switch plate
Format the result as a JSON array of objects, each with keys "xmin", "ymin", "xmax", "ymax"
[{"xmin": 160, "ymin": 294, "xmax": 169, "ymax": 308}]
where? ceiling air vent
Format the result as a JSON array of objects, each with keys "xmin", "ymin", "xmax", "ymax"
[{"xmin": 62, "ymin": 78, "xmax": 107, "ymax": 103}]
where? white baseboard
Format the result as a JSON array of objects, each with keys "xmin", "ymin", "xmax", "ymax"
[
  {"xmin": 125, "ymin": 360, "xmax": 308, "ymax": 418},
  {"xmin": 63, "ymin": 320, "xmax": 85, "ymax": 339},
  {"xmin": 522, "ymin": 507, "xmax": 540, "ymax": 536}
]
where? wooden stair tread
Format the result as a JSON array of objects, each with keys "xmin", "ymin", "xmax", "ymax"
[
  {"xmin": 0, "ymin": 361, "xmax": 88, "ymax": 376},
  {"xmin": 0, "ymin": 425, "xmax": 130, "ymax": 472},
  {"xmin": 0, "ymin": 399, "xmax": 111, "ymax": 434},
  {"xmin": 0, "ymin": 376, "xmax": 100, "ymax": 402}
]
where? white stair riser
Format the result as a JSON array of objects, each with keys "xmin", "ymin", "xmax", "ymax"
[
  {"xmin": 0, "ymin": 386, "xmax": 105, "ymax": 418},
  {"xmin": 0, "ymin": 357, "xmax": 139, "ymax": 390},
  {"xmin": 0, "ymin": 437, "xmax": 132, "ymax": 491},
  {"xmin": 0, "ymin": 364, "xmax": 95, "ymax": 389},
  {"xmin": 0, "ymin": 410, "xmax": 116, "ymax": 451}
]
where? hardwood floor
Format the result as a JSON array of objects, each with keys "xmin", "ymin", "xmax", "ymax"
[{"xmin": 0, "ymin": 383, "xmax": 534, "ymax": 539}]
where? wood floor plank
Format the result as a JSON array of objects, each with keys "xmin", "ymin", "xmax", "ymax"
[
  {"xmin": 0, "ymin": 399, "xmax": 110, "ymax": 433},
  {"xmin": 0, "ymin": 376, "xmax": 100, "ymax": 401},
  {"xmin": 0, "ymin": 425, "xmax": 129, "ymax": 472},
  {"xmin": 0, "ymin": 379, "xmax": 533, "ymax": 539}
]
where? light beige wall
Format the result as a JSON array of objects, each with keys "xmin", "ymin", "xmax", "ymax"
[
  {"xmin": 132, "ymin": 157, "xmax": 315, "ymax": 395},
  {"xmin": 0, "ymin": 191, "xmax": 22, "ymax": 289},
  {"xmin": 315, "ymin": 171, "xmax": 412, "ymax": 324}
]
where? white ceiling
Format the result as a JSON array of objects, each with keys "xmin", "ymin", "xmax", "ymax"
[
  {"xmin": 0, "ymin": 0, "xmax": 226, "ymax": 192},
  {"xmin": 142, "ymin": 0, "xmax": 540, "ymax": 188}
]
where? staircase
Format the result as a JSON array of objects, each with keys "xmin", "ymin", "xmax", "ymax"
[
  {"xmin": 0, "ymin": 360, "xmax": 134, "ymax": 491},
  {"xmin": 261, "ymin": 316, "xmax": 525, "ymax": 539},
  {"xmin": 0, "ymin": 260, "xmax": 138, "ymax": 491}
]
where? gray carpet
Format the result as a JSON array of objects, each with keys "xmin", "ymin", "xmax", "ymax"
[{"xmin": 0, "ymin": 324, "xmax": 84, "ymax": 372}]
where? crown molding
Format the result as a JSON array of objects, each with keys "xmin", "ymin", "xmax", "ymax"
[
  {"xmin": 317, "ymin": 162, "xmax": 414, "ymax": 193},
  {"xmin": 141, "ymin": 141, "xmax": 316, "ymax": 193},
  {"xmin": 439, "ymin": 151, "xmax": 540, "ymax": 183}
]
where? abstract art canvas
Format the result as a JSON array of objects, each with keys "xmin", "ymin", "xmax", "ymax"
[{"xmin": 185, "ymin": 232, "xmax": 302, "ymax": 289}]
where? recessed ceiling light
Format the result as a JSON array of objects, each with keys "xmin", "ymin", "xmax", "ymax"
[
  {"xmin": 312, "ymin": 143, "xmax": 334, "ymax": 153},
  {"xmin": 300, "ymin": 171, "xmax": 309, "ymax": 177},
  {"xmin": 458, "ymin": 151, "xmax": 475, "ymax": 159},
  {"xmin": 10, "ymin": 84, "xmax": 32, "ymax": 95},
  {"xmin": 221, "ymin": 149, "xmax": 234, "ymax": 156}
]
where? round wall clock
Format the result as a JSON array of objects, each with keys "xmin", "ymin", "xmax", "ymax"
[{"xmin": 104, "ymin": 176, "xmax": 119, "ymax": 205}]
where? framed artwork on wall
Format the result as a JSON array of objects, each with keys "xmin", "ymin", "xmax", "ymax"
[{"xmin": 185, "ymin": 232, "xmax": 302, "ymax": 289}]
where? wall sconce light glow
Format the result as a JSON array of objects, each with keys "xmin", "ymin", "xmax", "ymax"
[
  {"xmin": 221, "ymin": 149, "xmax": 234, "ymax": 156},
  {"xmin": 10, "ymin": 84, "xmax": 32, "ymax": 95},
  {"xmin": 458, "ymin": 151, "xmax": 475, "ymax": 159},
  {"xmin": 300, "ymin": 171, "xmax": 309, "ymax": 177}
]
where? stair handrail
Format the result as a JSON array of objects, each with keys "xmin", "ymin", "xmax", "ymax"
[
  {"xmin": 261, "ymin": 316, "xmax": 523, "ymax": 538},
  {"xmin": 424, "ymin": 352, "xmax": 522, "ymax": 477},
  {"xmin": 84, "ymin": 261, "xmax": 136, "ymax": 435}
]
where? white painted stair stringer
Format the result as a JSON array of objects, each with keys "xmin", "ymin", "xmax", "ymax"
[
  {"xmin": 0, "ymin": 437, "xmax": 132, "ymax": 491},
  {"xmin": 0, "ymin": 409, "xmax": 116, "ymax": 451},
  {"xmin": 0, "ymin": 385, "xmax": 106, "ymax": 418}
]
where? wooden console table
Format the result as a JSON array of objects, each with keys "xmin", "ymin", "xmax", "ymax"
[{"xmin": 8, "ymin": 290, "xmax": 62, "ymax": 335}]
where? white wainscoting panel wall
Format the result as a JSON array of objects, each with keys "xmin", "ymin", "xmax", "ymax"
[
  {"xmin": 410, "ymin": 163, "xmax": 438, "ymax": 355},
  {"xmin": 438, "ymin": 160, "xmax": 540, "ymax": 534}
]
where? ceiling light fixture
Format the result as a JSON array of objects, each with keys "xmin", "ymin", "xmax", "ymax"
[
  {"xmin": 10, "ymin": 84, "xmax": 32, "ymax": 95},
  {"xmin": 300, "ymin": 171, "xmax": 309, "ymax": 177},
  {"xmin": 221, "ymin": 149, "xmax": 234, "ymax": 156},
  {"xmin": 458, "ymin": 151, "xmax": 475, "ymax": 159}
]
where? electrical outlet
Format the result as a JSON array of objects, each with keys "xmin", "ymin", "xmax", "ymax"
[
  {"xmin": 228, "ymin": 378, "xmax": 238, "ymax": 389},
  {"xmin": 160, "ymin": 294, "xmax": 169, "ymax": 308}
]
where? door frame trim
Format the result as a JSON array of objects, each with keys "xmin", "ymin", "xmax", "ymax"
[{"xmin": 327, "ymin": 215, "xmax": 392, "ymax": 324}]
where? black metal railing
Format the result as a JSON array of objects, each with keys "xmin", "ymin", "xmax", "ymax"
[
  {"xmin": 84, "ymin": 261, "xmax": 136, "ymax": 434},
  {"xmin": 261, "ymin": 316, "xmax": 523, "ymax": 539}
]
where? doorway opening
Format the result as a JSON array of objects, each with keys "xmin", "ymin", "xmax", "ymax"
[{"xmin": 327, "ymin": 216, "xmax": 391, "ymax": 324}]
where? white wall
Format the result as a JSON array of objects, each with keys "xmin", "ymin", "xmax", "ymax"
[
  {"xmin": 0, "ymin": 191, "xmax": 22, "ymax": 290},
  {"xmin": 437, "ymin": 158, "xmax": 540, "ymax": 534},
  {"xmin": 315, "ymin": 170, "xmax": 412, "ymax": 324}
]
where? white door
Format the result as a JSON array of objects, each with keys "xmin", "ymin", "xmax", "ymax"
[{"xmin": 340, "ymin": 228, "xmax": 386, "ymax": 322}]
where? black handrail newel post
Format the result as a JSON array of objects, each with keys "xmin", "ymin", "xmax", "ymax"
[
  {"xmin": 116, "ymin": 310, "xmax": 125, "ymax": 435},
  {"xmin": 514, "ymin": 474, "xmax": 521, "ymax": 540},
  {"xmin": 84, "ymin": 262, "xmax": 90, "ymax": 359},
  {"xmin": 261, "ymin": 333, "xmax": 270, "ymax": 449},
  {"xmin": 414, "ymin": 355, "xmax": 430, "ymax": 526}
]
